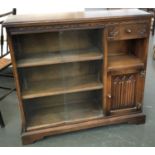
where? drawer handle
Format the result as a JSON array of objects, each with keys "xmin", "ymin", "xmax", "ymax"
[{"xmin": 126, "ymin": 29, "xmax": 132, "ymax": 33}]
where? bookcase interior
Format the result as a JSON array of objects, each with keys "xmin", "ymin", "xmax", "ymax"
[
  {"xmin": 24, "ymin": 90, "xmax": 103, "ymax": 131},
  {"xmin": 13, "ymin": 29, "xmax": 103, "ymax": 68},
  {"xmin": 14, "ymin": 29, "xmax": 104, "ymax": 131},
  {"xmin": 18, "ymin": 61, "xmax": 103, "ymax": 99},
  {"xmin": 108, "ymin": 39, "xmax": 146, "ymax": 71}
]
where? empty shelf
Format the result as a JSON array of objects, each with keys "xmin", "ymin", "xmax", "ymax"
[
  {"xmin": 26, "ymin": 99, "xmax": 103, "ymax": 131},
  {"xmin": 22, "ymin": 75, "xmax": 103, "ymax": 99},
  {"xmin": 17, "ymin": 47, "xmax": 103, "ymax": 68},
  {"xmin": 108, "ymin": 55, "xmax": 144, "ymax": 71}
]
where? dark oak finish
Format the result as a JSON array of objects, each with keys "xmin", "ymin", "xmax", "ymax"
[
  {"xmin": 25, "ymin": 91, "xmax": 103, "ymax": 131},
  {"xmin": 107, "ymin": 21, "xmax": 149, "ymax": 40},
  {"xmin": 108, "ymin": 55, "xmax": 144, "ymax": 71},
  {"xmin": 3, "ymin": 9, "xmax": 150, "ymax": 27},
  {"xmin": 22, "ymin": 74, "xmax": 103, "ymax": 99},
  {"xmin": 17, "ymin": 48, "xmax": 103, "ymax": 68},
  {"xmin": 22, "ymin": 113, "xmax": 146, "ymax": 145},
  {"xmin": 3, "ymin": 9, "xmax": 151, "ymax": 145}
]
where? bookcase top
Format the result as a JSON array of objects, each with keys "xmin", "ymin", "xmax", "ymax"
[{"xmin": 3, "ymin": 9, "xmax": 151, "ymax": 27}]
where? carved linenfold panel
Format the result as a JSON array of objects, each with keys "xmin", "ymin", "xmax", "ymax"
[{"xmin": 111, "ymin": 74, "xmax": 136, "ymax": 110}]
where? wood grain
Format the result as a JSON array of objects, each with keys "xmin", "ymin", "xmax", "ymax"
[
  {"xmin": 3, "ymin": 9, "xmax": 151, "ymax": 27},
  {"xmin": 17, "ymin": 47, "xmax": 102, "ymax": 68},
  {"xmin": 108, "ymin": 55, "xmax": 144, "ymax": 71},
  {"xmin": 22, "ymin": 113, "xmax": 146, "ymax": 145},
  {"xmin": 108, "ymin": 22, "xmax": 149, "ymax": 40},
  {"xmin": 22, "ymin": 74, "xmax": 103, "ymax": 99},
  {"xmin": 26, "ymin": 98, "xmax": 103, "ymax": 131},
  {"xmin": 111, "ymin": 75, "xmax": 136, "ymax": 110}
]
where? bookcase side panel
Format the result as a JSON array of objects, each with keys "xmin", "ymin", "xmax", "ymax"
[{"xmin": 7, "ymin": 32, "xmax": 26, "ymax": 131}]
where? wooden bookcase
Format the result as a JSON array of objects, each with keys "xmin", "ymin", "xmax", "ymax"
[{"xmin": 3, "ymin": 9, "xmax": 152, "ymax": 144}]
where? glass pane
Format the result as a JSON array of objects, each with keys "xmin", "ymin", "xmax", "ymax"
[
  {"xmin": 58, "ymin": 29, "xmax": 104, "ymax": 123},
  {"xmin": 15, "ymin": 28, "xmax": 104, "ymax": 130}
]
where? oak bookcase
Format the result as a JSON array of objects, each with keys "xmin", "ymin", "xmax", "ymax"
[{"xmin": 3, "ymin": 9, "xmax": 152, "ymax": 144}]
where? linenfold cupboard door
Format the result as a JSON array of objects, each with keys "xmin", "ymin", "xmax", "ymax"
[{"xmin": 106, "ymin": 69, "xmax": 146, "ymax": 115}]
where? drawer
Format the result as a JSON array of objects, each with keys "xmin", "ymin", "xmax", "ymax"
[{"xmin": 108, "ymin": 22, "xmax": 149, "ymax": 40}]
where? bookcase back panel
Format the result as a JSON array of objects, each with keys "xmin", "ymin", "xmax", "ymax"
[{"xmin": 108, "ymin": 40, "xmax": 131, "ymax": 56}]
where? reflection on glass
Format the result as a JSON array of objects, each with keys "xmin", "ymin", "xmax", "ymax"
[{"xmin": 15, "ymin": 28, "xmax": 104, "ymax": 130}]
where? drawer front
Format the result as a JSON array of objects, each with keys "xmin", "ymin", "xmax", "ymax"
[
  {"xmin": 120, "ymin": 23, "xmax": 149, "ymax": 40},
  {"xmin": 108, "ymin": 22, "xmax": 149, "ymax": 40}
]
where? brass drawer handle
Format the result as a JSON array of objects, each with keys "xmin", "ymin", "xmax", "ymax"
[{"xmin": 126, "ymin": 29, "xmax": 132, "ymax": 33}]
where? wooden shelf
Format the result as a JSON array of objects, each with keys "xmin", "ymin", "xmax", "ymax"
[
  {"xmin": 26, "ymin": 99, "xmax": 103, "ymax": 131},
  {"xmin": 17, "ymin": 47, "xmax": 103, "ymax": 68},
  {"xmin": 22, "ymin": 75, "xmax": 103, "ymax": 99},
  {"xmin": 108, "ymin": 54, "xmax": 144, "ymax": 71}
]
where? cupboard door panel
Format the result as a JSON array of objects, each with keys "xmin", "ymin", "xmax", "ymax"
[
  {"xmin": 111, "ymin": 74, "xmax": 136, "ymax": 110},
  {"xmin": 107, "ymin": 70, "xmax": 146, "ymax": 114}
]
